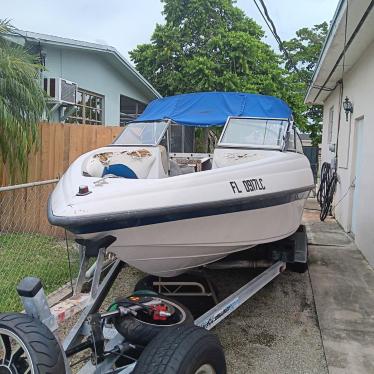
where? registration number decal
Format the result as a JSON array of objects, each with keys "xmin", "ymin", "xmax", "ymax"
[{"xmin": 229, "ymin": 178, "xmax": 266, "ymax": 194}]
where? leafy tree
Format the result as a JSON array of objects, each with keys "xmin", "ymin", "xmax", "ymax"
[
  {"xmin": 0, "ymin": 19, "xmax": 46, "ymax": 181},
  {"xmin": 130, "ymin": 0, "xmax": 307, "ymax": 147},
  {"xmin": 130, "ymin": 1, "xmax": 328, "ymax": 147},
  {"xmin": 283, "ymin": 22, "xmax": 329, "ymax": 145},
  {"xmin": 131, "ymin": 0, "xmax": 272, "ymax": 95}
]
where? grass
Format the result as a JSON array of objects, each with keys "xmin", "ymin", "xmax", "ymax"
[{"xmin": 0, "ymin": 232, "xmax": 79, "ymax": 311}]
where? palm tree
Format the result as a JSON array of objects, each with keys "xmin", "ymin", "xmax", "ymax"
[{"xmin": 0, "ymin": 19, "xmax": 47, "ymax": 182}]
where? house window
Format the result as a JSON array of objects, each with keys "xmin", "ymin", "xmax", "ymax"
[
  {"xmin": 66, "ymin": 89, "xmax": 104, "ymax": 125},
  {"xmin": 120, "ymin": 95, "xmax": 147, "ymax": 126},
  {"xmin": 328, "ymin": 106, "xmax": 334, "ymax": 143}
]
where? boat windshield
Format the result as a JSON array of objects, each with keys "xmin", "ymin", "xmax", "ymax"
[
  {"xmin": 219, "ymin": 117, "xmax": 288, "ymax": 149},
  {"xmin": 113, "ymin": 121, "xmax": 168, "ymax": 146}
]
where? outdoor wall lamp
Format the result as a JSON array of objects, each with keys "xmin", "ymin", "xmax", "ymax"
[{"xmin": 343, "ymin": 96, "xmax": 353, "ymax": 121}]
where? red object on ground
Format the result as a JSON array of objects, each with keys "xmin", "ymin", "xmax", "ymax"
[{"xmin": 152, "ymin": 304, "xmax": 168, "ymax": 321}]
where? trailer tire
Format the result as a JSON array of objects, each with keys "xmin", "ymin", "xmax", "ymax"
[
  {"xmin": 134, "ymin": 325, "xmax": 226, "ymax": 374},
  {"xmin": 287, "ymin": 261, "xmax": 308, "ymax": 273},
  {"xmin": 0, "ymin": 313, "xmax": 65, "ymax": 374},
  {"xmin": 114, "ymin": 296, "xmax": 193, "ymax": 346}
]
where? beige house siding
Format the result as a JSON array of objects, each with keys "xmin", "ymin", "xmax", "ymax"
[{"xmin": 321, "ymin": 39, "xmax": 374, "ymax": 264}]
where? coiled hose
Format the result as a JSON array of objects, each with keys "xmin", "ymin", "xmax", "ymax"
[{"xmin": 317, "ymin": 162, "xmax": 338, "ymax": 221}]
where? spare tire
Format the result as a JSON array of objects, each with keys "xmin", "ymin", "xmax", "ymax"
[{"xmin": 114, "ymin": 295, "xmax": 193, "ymax": 346}]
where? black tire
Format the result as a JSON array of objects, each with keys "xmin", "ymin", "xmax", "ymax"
[
  {"xmin": 288, "ymin": 243, "xmax": 309, "ymax": 273},
  {"xmin": 287, "ymin": 261, "xmax": 308, "ymax": 273},
  {"xmin": 134, "ymin": 275, "xmax": 160, "ymax": 293},
  {"xmin": 134, "ymin": 325, "xmax": 226, "ymax": 374},
  {"xmin": 114, "ymin": 296, "xmax": 193, "ymax": 346},
  {"xmin": 0, "ymin": 313, "xmax": 65, "ymax": 374}
]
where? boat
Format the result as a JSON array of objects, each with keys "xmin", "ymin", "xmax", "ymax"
[{"xmin": 48, "ymin": 92, "xmax": 314, "ymax": 277}]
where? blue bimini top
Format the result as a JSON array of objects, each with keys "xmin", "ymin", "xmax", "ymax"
[{"xmin": 135, "ymin": 92, "xmax": 292, "ymax": 127}]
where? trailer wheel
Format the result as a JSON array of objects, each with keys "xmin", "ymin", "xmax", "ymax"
[
  {"xmin": 0, "ymin": 313, "xmax": 65, "ymax": 374},
  {"xmin": 114, "ymin": 295, "xmax": 193, "ymax": 346},
  {"xmin": 134, "ymin": 325, "xmax": 226, "ymax": 374}
]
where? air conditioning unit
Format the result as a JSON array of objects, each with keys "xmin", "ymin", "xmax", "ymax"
[{"xmin": 43, "ymin": 77, "xmax": 78, "ymax": 105}]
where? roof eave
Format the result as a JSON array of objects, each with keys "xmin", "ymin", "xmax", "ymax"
[
  {"xmin": 305, "ymin": 0, "xmax": 347, "ymax": 104},
  {"xmin": 9, "ymin": 30, "xmax": 162, "ymax": 99},
  {"xmin": 306, "ymin": 0, "xmax": 374, "ymax": 105}
]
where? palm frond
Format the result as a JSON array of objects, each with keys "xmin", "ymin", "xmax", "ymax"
[
  {"xmin": 0, "ymin": 19, "xmax": 13, "ymax": 34},
  {"xmin": 0, "ymin": 19, "xmax": 46, "ymax": 182}
]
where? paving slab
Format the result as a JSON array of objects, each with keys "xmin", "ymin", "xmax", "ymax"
[
  {"xmin": 303, "ymin": 206, "xmax": 356, "ymax": 248},
  {"xmin": 305, "ymin": 199, "xmax": 374, "ymax": 374},
  {"xmin": 322, "ymin": 328, "xmax": 374, "ymax": 374},
  {"xmin": 306, "ymin": 222, "xmax": 356, "ymax": 248},
  {"xmin": 309, "ymin": 245, "xmax": 374, "ymax": 333}
]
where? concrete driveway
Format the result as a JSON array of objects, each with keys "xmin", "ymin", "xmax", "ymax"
[{"xmin": 213, "ymin": 269, "xmax": 327, "ymax": 373}]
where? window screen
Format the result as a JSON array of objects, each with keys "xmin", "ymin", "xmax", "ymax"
[
  {"xmin": 65, "ymin": 89, "xmax": 104, "ymax": 125},
  {"xmin": 120, "ymin": 95, "xmax": 147, "ymax": 126}
]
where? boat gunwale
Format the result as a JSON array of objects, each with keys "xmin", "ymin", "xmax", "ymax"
[{"xmin": 48, "ymin": 185, "xmax": 314, "ymax": 235}]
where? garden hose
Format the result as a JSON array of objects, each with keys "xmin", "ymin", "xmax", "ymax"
[{"xmin": 317, "ymin": 162, "xmax": 338, "ymax": 221}]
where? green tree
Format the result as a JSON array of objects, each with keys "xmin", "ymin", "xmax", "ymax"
[
  {"xmin": 283, "ymin": 22, "xmax": 329, "ymax": 145},
  {"xmin": 130, "ymin": 0, "xmax": 305, "ymax": 133},
  {"xmin": 0, "ymin": 19, "xmax": 46, "ymax": 181}
]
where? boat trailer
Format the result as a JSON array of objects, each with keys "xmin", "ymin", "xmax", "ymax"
[{"xmin": 0, "ymin": 226, "xmax": 308, "ymax": 374}]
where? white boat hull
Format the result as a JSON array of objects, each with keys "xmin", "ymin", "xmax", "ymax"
[{"xmin": 106, "ymin": 199, "xmax": 306, "ymax": 276}]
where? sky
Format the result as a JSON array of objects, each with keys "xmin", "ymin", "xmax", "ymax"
[{"xmin": 1, "ymin": 0, "xmax": 337, "ymax": 61}]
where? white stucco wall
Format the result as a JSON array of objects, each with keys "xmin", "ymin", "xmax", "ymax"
[
  {"xmin": 321, "ymin": 40, "xmax": 374, "ymax": 264},
  {"xmin": 43, "ymin": 46, "xmax": 154, "ymax": 125}
]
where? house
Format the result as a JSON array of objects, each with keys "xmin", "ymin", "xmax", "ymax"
[
  {"xmin": 7, "ymin": 30, "xmax": 161, "ymax": 125},
  {"xmin": 305, "ymin": 0, "xmax": 374, "ymax": 265},
  {"xmin": 6, "ymin": 30, "xmax": 197, "ymax": 151}
]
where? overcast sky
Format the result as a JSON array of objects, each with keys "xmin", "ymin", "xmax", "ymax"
[{"xmin": 2, "ymin": 0, "xmax": 337, "ymax": 61}]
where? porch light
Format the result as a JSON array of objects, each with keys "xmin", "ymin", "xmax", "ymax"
[{"xmin": 343, "ymin": 97, "xmax": 353, "ymax": 121}]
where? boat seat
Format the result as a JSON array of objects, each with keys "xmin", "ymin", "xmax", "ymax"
[
  {"xmin": 102, "ymin": 164, "xmax": 138, "ymax": 179},
  {"xmin": 158, "ymin": 145, "xmax": 169, "ymax": 174},
  {"xmin": 169, "ymin": 160, "xmax": 196, "ymax": 176},
  {"xmin": 169, "ymin": 160, "xmax": 183, "ymax": 176},
  {"xmin": 179, "ymin": 165, "xmax": 196, "ymax": 174},
  {"xmin": 85, "ymin": 149, "xmax": 156, "ymax": 179}
]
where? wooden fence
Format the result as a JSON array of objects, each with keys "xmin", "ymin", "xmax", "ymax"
[
  {"xmin": 1, "ymin": 123, "xmax": 123, "ymax": 186},
  {"xmin": 0, "ymin": 123, "xmax": 123, "ymax": 236}
]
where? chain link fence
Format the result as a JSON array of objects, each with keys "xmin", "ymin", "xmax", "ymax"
[{"xmin": 0, "ymin": 180, "xmax": 80, "ymax": 312}]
